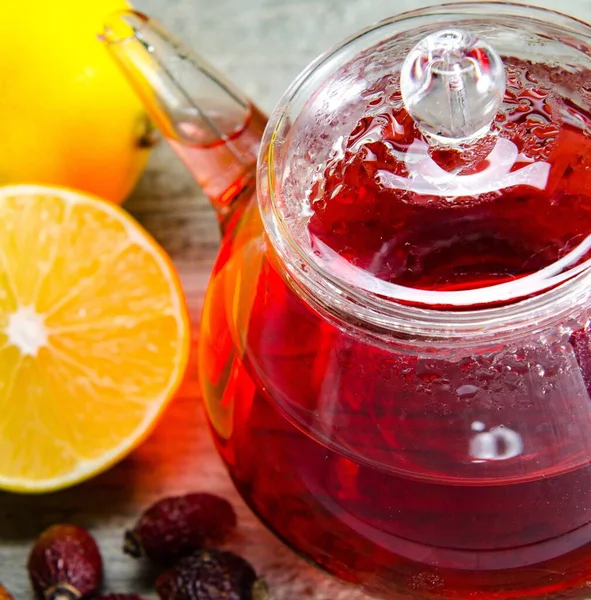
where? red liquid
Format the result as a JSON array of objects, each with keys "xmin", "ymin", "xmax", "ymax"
[{"xmin": 199, "ymin": 61, "xmax": 591, "ymax": 598}]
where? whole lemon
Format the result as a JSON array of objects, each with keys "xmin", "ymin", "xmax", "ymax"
[{"xmin": 0, "ymin": 0, "xmax": 152, "ymax": 203}]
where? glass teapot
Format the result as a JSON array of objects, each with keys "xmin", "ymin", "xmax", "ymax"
[{"xmin": 103, "ymin": 3, "xmax": 591, "ymax": 598}]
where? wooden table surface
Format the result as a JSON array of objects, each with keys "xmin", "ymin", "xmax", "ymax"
[{"xmin": 2, "ymin": 0, "xmax": 591, "ymax": 597}]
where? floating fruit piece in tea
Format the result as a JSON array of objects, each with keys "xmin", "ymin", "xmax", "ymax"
[
  {"xmin": 28, "ymin": 524, "xmax": 103, "ymax": 600},
  {"xmin": 0, "ymin": 184, "xmax": 190, "ymax": 492},
  {"xmin": 0, "ymin": 585, "xmax": 13, "ymax": 600},
  {"xmin": 155, "ymin": 549, "xmax": 268, "ymax": 600},
  {"xmin": 125, "ymin": 493, "xmax": 237, "ymax": 564}
]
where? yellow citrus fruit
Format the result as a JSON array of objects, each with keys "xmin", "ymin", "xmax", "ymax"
[
  {"xmin": 0, "ymin": 184, "xmax": 190, "ymax": 492},
  {"xmin": 0, "ymin": 0, "xmax": 151, "ymax": 203}
]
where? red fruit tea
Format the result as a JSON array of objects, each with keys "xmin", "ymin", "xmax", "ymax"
[{"xmin": 199, "ymin": 60, "xmax": 591, "ymax": 599}]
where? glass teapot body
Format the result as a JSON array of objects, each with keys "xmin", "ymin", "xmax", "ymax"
[
  {"xmin": 199, "ymin": 180, "xmax": 591, "ymax": 600},
  {"xmin": 104, "ymin": 3, "xmax": 591, "ymax": 597}
]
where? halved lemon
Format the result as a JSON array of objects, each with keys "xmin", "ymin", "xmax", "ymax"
[{"xmin": 0, "ymin": 184, "xmax": 190, "ymax": 492}]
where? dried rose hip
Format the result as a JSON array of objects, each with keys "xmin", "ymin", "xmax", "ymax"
[
  {"xmin": 27, "ymin": 524, "xmax": 103, "ymax": 600},
  {"xmin": 156, "ymin": 549, "xmax": 268, "ymax": 600},
  {"xmin": 0, "ymin": 585, "xmax": 13, "ymax": 600},
  {"xmin": 124, "ymin": 493, "xmax": 237, "ymax": 564}
]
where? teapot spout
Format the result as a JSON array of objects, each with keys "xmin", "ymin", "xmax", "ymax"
[{"xmin": 101, "ymin": 10, "xmax": 266, "ymax": 222}]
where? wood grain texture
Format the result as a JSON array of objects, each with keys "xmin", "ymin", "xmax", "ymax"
[{"xmin": 3, "ymin": 0, "xmax": 591, "ymax": 597}]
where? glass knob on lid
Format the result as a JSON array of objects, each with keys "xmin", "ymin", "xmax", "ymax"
[{"xmin": 401, "ymin": 29, "xmax": 506, "ymax": 144}]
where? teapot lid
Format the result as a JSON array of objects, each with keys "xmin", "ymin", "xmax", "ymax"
[{"xmin": 260, "ymin": 3, "xmax": 591, "ymax": 312}]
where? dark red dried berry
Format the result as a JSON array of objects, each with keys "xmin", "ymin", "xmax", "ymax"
[
  {"xmin": 124, "ymin": 493, "xmax": 237, "ymax": 564},
  {"xmin": 156, "ymin": 549, "xmax": 268, "ymax": 600},
  {"xmin": 27, "ymin": 524, "xmax": 103, "ymax": 600},
  {"xmin": 0, "ymin": 584, "xmax": 14, "ymax": 600}
]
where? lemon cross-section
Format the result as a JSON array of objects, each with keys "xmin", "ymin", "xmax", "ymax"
[{"xmin": 0, "ymin": 185, "xmax": 190, "ymax": 493}]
